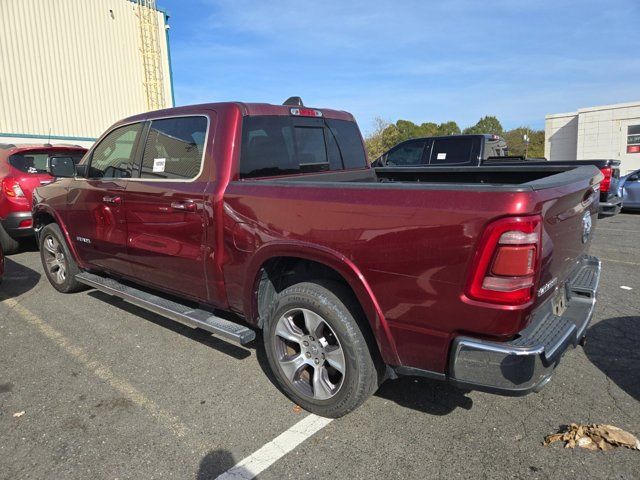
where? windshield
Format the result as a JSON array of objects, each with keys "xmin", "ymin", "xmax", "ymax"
[
  {"xmin": 9, "ymin": 150, "xmax": 85, "ymax": 174},
  {"xmin": 240, "ymin": 116, "xmax": 366, "ymax": 178}
]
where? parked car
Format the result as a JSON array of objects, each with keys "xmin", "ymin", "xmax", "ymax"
[
  {"xmin": 373, "ymin": 135, "xmax": 621, "ymax": 218},
  {"xmin": 0, "ymin": 143, "xmax": 87, "ymax": 253},
  {"xmin": 619, "ymin": 168, "xmax": 640, "ymax": 210},
  {"xmin": 34, "ymin": 100, "xmax": 602, "ymax": 417}
]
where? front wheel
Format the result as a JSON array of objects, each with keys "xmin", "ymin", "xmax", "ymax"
[
  {"xmin": 263, "ymin": 281, "xmax": 378, "ymax": 418},
  {"xmin": 39, "ymin": 224, "xmax": 86, "ymax": 293}
]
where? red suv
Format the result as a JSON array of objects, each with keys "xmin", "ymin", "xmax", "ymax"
[{"xmin": 0, "ymin": 144, "xmax": 87, "ymax": 253}]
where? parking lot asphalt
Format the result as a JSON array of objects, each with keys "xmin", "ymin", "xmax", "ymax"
[{"xmin": 1, "ymin": 213, "xmax": 639, "ymax": 480}]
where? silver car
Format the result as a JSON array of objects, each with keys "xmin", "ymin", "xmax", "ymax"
[{"xmin": 619, "ymin": 169, "xmax": 640, "ymax": 210}]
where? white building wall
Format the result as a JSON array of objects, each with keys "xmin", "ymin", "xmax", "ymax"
[
  {"xmin": 545, "ymin": 112, "xmax": 578, "ymax": 160},
  {"xmin": 545, "ymin": 101, "xmax": 640, "ymax": 174},
  {"xmin": 0, "ymin": 0, "xmax": 173, "ymax": 147}
]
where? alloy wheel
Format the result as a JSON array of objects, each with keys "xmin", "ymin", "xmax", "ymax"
[
  {"xmin": 43, "ymin": 235, "xmax": 67, "ymax": 285},
  {"xmin": 273, "ymin": 308, "xmax": 346, "ymax": 401}
]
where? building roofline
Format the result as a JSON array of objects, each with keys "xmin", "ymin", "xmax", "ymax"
[
  {"xmin": 576, "ymin": 100, "xmax": 640, "ymax": 113},
  {"xmin": 547, "ymin": 100, "xmax": 640, "ymax": 119},
  {"xmin": 545, "ymin": 111, "xmax": 578, "ymax": 119}
]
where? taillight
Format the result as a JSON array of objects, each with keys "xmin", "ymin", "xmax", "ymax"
[
  {"xmin": 466, "ymin": 215, "xmax": 542, "ymax": 305},
  {"xmin": 2, "ymin": 178, "xmax": 25, "ymax": 198},
  {"xmin": 599, "ymin": 167, "xmax": 612, "ymax": 193}
]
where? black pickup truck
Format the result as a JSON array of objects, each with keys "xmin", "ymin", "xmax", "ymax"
[{"xmin": 372, "ymin": 134, "xmax": 621, "ymax": 217}]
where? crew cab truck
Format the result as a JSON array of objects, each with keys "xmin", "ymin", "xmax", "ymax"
[
  {"xmin": 0, "ymin": 143, "xmax": 87, "ymax": 253},
  {"xmin": 373, "ymin": 134, "xmax": 621, "ymax": 218},
  {"xmin": 34, "ymin": 100, "xmax": 602, "ymax": 417}
]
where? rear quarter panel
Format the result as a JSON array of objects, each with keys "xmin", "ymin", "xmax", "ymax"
[{"xmin": 222, "ymin": 181, "xmax": 559, "ymax": 372}]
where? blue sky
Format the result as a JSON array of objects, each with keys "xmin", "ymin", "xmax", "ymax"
[{"xmin": 162, "ymin": 0, "xmax": 640, "ymax": 134}]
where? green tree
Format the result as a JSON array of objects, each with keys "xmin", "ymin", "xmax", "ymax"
[
  {"xmin": 463, "ymin": 115, "xmax": 504, "ymax": 135},
  {"xmin": 417, "ymin": 122, "xmax": 439, "ymax": 137},
  {"xmin": 503, "ymin": 127, "xmax": 545, "ymax": 158},
  {"xmin": 365, "ymin": 118, "xmax": 465, "ymax": 160},
  {"xmin": 364, "ymin": 117, "xmax": 405, "ymax": 161},
  {"xmin": 437, "ymin": 121, "xmax": 461, "ymax": 136},
  {"xmin": 395, "ymin": 119, "xmax": 421, "ymax": 140}
]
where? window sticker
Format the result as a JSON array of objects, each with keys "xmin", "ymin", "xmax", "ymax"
[
  {"xmin": 153, "ymin": 157, "xmax": 166, "ymax": 173},
  {"xmin": 437, "ymin": 152, "xmax": 447, "ymax": 160}
]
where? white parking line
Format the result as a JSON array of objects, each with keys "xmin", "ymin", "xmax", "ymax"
[
  {"xmin": 216, "ymin": 414, "xmax": 333, "ymax": 480},
  {"xmin": 598, "ymin": 228, "xmax": 640, "ymax": 234},
  {"xmin": 596, "ymin": 257, "xmax": 640, "ymax": 267}
]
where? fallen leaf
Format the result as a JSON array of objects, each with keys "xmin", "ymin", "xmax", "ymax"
[
  {"xmin": 13, "ymin": 411, "xmax": 25, "ymax": 418},
  {"xmin": 292, "ymin": 405, "xmax": 302, "ymax": 414},
  {"xmin": 545, "ymin": 424, "xmax": 640, "ymax": 451}
]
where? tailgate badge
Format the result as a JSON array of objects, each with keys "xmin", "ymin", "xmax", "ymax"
[
  {"xmin": 538, "ymin": 277, "xmax": 558, "ymax": 297},
  {"xmin": 582, "ymin": 211, "xmax": 592, "ymax": 244}
]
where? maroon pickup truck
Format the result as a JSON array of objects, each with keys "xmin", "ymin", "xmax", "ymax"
[{"xmin": 33, "ymin": 100, "xmax": 602, "ymax": 417}]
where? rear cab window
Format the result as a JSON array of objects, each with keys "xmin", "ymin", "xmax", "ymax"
[
  {"xmin": 9, "ymin": 150, "xmax": 85, "ymax": 174},
  {"xmin": 239, "ymin": 115, "xmax": 367, "ymax": 178},
  {"xmin": 429, "ymin": 137, "xmax": 480, "ymax": 165}
]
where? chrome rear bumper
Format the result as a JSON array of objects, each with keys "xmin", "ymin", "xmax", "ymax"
[{"xmin": 448, "ymin": 255, "xmax": 601, "ymax": 395}]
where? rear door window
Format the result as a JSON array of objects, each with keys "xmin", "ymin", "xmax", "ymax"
[
  {"xmin": 89, "ymin": 123, "xmax": 142, "ymax": 179},
  {"xmin": 385, "ymin": 140, "xmax": 426, "ymax": 166},
  {"xmin": 139, "ymin": 116, "xmax": 208, "ymax": 180},
  {"xmin": 429, "ymin": 137, "xmax": 478, "ymax": 165},
  {"xmin": 240, "ymin": 116, "xmax": 366, "ymax": 178},
  {"xmin": 9, "ymin": 151, "xmax": 85, "ymax": 174}
]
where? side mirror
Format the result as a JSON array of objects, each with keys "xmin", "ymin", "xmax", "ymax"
[
  {"xmin": 47, "ymin": 156, "xmax": 76, "ymax": 178},
  {"xmin": 628, "ymin": 174, "xmax": 639, "ymax": 182}
]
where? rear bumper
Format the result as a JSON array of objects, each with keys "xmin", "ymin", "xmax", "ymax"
[
  {"xmin": 598, "ymin": 196, "xmax": 622, "ymax": 218},
  {"xmin": 448, "ymin": 255, "xmax": 601, "ymax": 395},
  {"xmin": 1, "ymin": 211, "xmax": 34, "ymax": 238}
]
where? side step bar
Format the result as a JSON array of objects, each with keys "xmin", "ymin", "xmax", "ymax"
[{"xmin": 76, "ymin": 272, "xmax": 255, "ymax": 345}]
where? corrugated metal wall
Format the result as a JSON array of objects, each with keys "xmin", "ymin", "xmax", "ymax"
[{"xmin": 0, "ymin": 0, "xmax": 173, "ymax": 143}]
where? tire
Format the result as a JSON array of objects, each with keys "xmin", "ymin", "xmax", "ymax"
[
  {"xmin": 263, "ymin": 280, "xmax": 378, "ymax": 418},
  {"xmin": 0, "ymin": 223, "xmax": 20, "ymax": 254},
  {"xmin": 39, "ymin": 223, "xmax": 86, "ymax": 293}
]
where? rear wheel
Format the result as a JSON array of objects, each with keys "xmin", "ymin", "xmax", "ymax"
[
  {"xmin": 39, "ymin": 224, "xmax": 86, "ymax": 293},
  {"xmin": 263, "ymin": 281, "xmax": 378, "ymax": 418},
  {"xmin": 0, "ymin": 224, "xmax": 20, "ymax": 254}
]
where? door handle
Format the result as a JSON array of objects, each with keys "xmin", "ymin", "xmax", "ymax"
[
  {"xmin": 171, "ymin": 201, "xmax": 198, "ymax": 213},
  {"xmin": 102, "ymin": 195, "xmax": 122, "ymax": 205}
]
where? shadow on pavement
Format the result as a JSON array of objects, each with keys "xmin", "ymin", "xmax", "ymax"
[
  {"xmin": 87, "ymin": 290, "xmax": 473, "ymax": 417},
  {"xmin": 197, "ymin": 449, "xmax": 252, "ymax": 480},
  {"xmin": 87, "ymin": 291, "xmax": 252, "ymax": 361},
  {"xmin": 0, "ymin": 257, "xmax": 41, "ymax": 297},
  {"xmin": 17, "ymin": 236, "xmax": 39, "ymax": 253},
  {"xmin": 375, "ymin": 376, "xmax": 473, "ymax": 415},
  {"xmin": 584, "ymin": 316, "xmax": 640, "ymax": 401}
]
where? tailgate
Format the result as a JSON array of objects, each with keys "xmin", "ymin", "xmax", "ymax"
[{"xmin": 537, "ymin": 168, "xmax": 600, "ymax": 303}]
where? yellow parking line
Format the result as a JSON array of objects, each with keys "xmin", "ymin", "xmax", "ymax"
[{"xmin": 0, "ymin": 295, "xmax": 190, "ymax": 439}]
